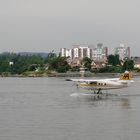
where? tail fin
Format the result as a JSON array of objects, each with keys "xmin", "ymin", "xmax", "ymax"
[{"xmin": 120, "ymin": 71, "xmax": 131, "ymax": 80}]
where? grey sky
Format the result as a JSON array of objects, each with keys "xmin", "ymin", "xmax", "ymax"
[{"xmin": 0, "ymin": 0, "xmax": 140, "ymax": 56}]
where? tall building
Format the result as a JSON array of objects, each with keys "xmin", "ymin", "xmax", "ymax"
[
  {"xmin": 60, "ymin": 43, "xmax": 108, "ymax": 66},
  {"xmin": 92, "ymin": 43, "xmax": 108, "ymax": 61},
  {"xmin": 60, "ymin": 48, "xmax": 66, "ymax": 57},
  {"xmin": 72, "ymin": 45, "xmax": 92, "ymax": 59},
  {"xmin": 60, "ymin": 48, "xmax": 72, "ymax": 58},
  {"xmin": 60, "ymin": 45, "xmax": 92, "ymax": 60},
  {"xmin": 115, "ymin": 44, "xmax": 130, "ymax": 60}
]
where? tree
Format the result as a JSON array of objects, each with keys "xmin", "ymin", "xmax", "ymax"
[
  {"xmin": 45, "ymin": 52, "xmax": 57, "ymax": 63},
  {"xmin": 82, "ymin": 57, "xmax": 92, "ymax": 70},
  {"xmin": 0, "ymin": 53, "xmax": 46, "ymax": 74},
  {"xmin": 108, "ymin": 54, "xmax": 120, "ymax": 66},
  {"xmin": 48, "ymin": 56, "xmax": 71, "ymax": 73},
  {"xmin": 122, "ymin": 59, "xmax": 134, "ymax": 71}
]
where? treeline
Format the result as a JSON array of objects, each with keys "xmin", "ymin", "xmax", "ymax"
[
  {"xmin": 0, "ymin": 53, "xmax": 135, "ymax": 75},
  {"xmin": 0, "ymin": 52, "xmax": 70, "ymax": 75},
  {"xmin": 99, "ymin": 54, "xmax": 134, "ymax": 73},
  {"xmin": 0, "ymin": 53, "xmax": 45, "ymax": 74}
]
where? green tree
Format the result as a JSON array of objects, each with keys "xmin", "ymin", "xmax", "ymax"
[
  {"xmin": 0, "ymin": 60, "xmax": 9, "ymax": 73},
  {"xmin": 45, "ymin": 52, "xmax": 57, "ymax": 63},
  {"xmin": 122, "ymin": 59, "xmax": 134, "ymax": 71},
  {"xmin": 48, "ymin": 57, "xmax": 70, "ymax": 73},
  {"xmin": 82, "ymin": 57, "xmax": 92, "ymax": 70},
  {"xmin": 0, "ymin": 53, "xmax": 47, "ymax": 74},
  {"xmin": 108, "ymin": 54, "xmax": 120, "ymax": 66}
]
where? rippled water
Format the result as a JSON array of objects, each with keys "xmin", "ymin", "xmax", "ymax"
[{"xmin": 0, "ymin": 77, "xmax": 140, "ymax": 140}]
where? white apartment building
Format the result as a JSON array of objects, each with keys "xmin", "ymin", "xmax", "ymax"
[
  {"xmin": 115, "ymin": 44, "xmax": 130, "ymax": 60},
  {"xmin": 72, "ymin": 47, "xmax": 79, "ymax": 58},
  {"xmin": 73, "ymin": 45, "xmax": 92, "ymax": 59},
  {"xmin": 60, "ymin": 44, "xmax": 108, "ymax": 65},
  {"xmin": 60, "ymin": 45, "xmax": 92, "ymax": 59},
  {"xmin": 60, "ymin": 48, "xmax": 72, "ymax": 58},
  {"xmin": 92, "ymin": 43, "xmax": 108, "ymax": 61},
  {"xmin": 60, "ymin": 48, "xmax": 66, "ymax": 57}
]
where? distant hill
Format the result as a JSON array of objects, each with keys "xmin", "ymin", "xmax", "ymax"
[
  {"xmin": 18, "ymin": 52, "xmax": 49, "ymax": 57},
  {"xmin": 1, "ymin": 52, "xmax": 49, "ymax": 58}
]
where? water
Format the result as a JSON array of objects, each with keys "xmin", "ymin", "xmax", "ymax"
[{"xmin": 0, "ymin": 77, "xmax": 140, "ymax": 140}]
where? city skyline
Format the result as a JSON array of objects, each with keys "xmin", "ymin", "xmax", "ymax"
[
  {"xmin": 60, "ymin": 43, "xmax": 130, "ymax": 60},
  {"xmin": 0, "ymin": 0, "xmax": 140, "ymax": 56}
]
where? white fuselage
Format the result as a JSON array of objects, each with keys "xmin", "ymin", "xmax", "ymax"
[{"xmin": 78, "ymin": 80, "xmax": 128, "ymax": 90}]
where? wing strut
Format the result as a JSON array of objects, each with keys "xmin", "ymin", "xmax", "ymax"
[{"xmin": 96, "ymin": 88, "xmax": 102, "ymax": 94}]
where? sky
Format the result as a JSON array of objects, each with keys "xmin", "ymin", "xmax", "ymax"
[{"xmin": 0, "ymin": 0, "xmax": 140, "ymax": 56}]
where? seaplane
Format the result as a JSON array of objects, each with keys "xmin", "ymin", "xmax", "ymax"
[{"xmin": 67, "ymin": 71, "xmax": 133, "ymax": 94}]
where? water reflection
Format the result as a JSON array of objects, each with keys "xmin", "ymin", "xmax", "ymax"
[
  {"xmin": 71, "ymin": 92, "xmax": 117, "ymax": 100},
  {"xmin": 120, "ymin": 98, "xmax": 131, "ymax": 109},
  {"xmin": 71, "ymin": 92, "xmax": 132, "ymax": 109}
]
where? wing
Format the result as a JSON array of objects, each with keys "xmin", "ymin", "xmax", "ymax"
[{"xmin": 66, "ymin": 78, "xmax": 101, "ymax": 82}]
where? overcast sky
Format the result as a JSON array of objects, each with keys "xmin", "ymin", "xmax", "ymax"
[{"xmin": 0, "ymin": 0, "xmax": 140, "ymax": 56}]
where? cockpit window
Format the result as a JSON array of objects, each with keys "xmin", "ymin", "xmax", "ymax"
[{"xmin": 89, "ymin": 81, "xmax": 97, "ymax": 84}]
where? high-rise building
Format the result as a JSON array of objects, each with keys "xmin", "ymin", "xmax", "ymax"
[
  {"xmin": 60, "ymin": 48, "xmax": 66, "ymax": 57},
  {"xmin": 60, "ymin": 45, "xmax": 92, "ymax": 60},
  {"xmin": 60, "ymin": 43, "xmax": 108, "ymax": 66},
  {"xmin": 115, "ymin": 44, "xmax": 130, "ymax": 60},
  {"xmin": 60, "ymin": 48, "xmax": 72, "ymax": 58},
  {"xmin": 92, "ymin": 43, "xmax": 108, "ymax": 61}
]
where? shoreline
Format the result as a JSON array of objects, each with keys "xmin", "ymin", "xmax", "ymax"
[{"xmin": 0, "ymin": 71, "xmax": 139, "ymax": 78}]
